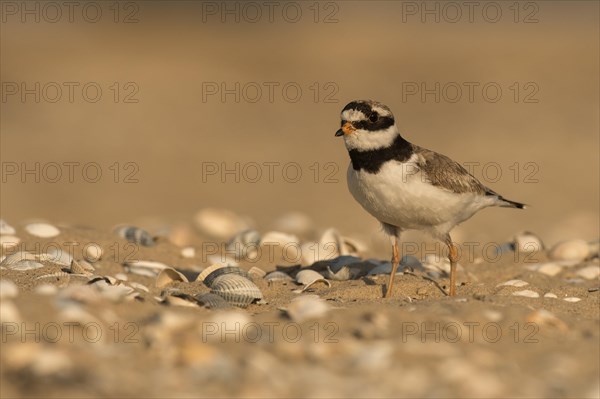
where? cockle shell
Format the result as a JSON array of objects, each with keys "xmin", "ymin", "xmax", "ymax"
[
  {"xmin": 156, "ymin": 268, "xmax": 190, "ymax": 288},
  {"xmin": 196, "ymin": 293, "xmax": 232, "ymax": 309},
  {"xmin": 210, "ymin": 274, "xmax": 263, "ymax": 308},
  {"xmin": 115, "ymin": 226, "xmax": 155, "ymax": 246},
  {"xmin": 265, "ymin": 271, "xmax": 294, "ymax": 282}
]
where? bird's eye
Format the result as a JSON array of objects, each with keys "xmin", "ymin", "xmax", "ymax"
[{"xmin": 368, "ymin": 112, "xmax": 379, "ymax": 123}]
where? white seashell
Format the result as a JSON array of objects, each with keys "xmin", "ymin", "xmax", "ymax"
[
  {"xmin": 576, "ymin": 265, "xmax": 600, "ymax": 280},
  {"xmin": 0, "ymin": 301, "xmax": 21, "ymax": 324},
  {"xmin": 0, "ymin": 235, "xmax": 20, "ymax": 249},
  {"xmin": 0, "ymin": 280, "xmax": 18, "ymax": 299},
  {"xmin": 543, "ymin": 293, "xmax": 558, "ymax": 298},
  {"xmin": 283, "ymin": 295, "xmax": 330, "ymax": 322},
  {"xmin": 265, "ymin": 271, "xmax": 293, "ymax": 282},
  {"xmin": 115, "ymin": 225, "xmax": 155, "ymax": 246},
  {"xmin": 563, "ymin": 297, "xmax": 581, "ymax": 303},
  {"xmin": 513, "ymin": 231, "xmax": 544, "ymax": 253},
  {"xmin": 248, "ymin": 266, "xmax": 266, "ymax": 279},
  {"xmin": 325, "ymin": 266, "xmax": 353, "ymax": 281},
  {"xmin": 498, "ymin": 279, "xmax": 529, "ymax": 288},
  {"xmin": 194, "ymin": 208, "xmax": 251, "ymax": 239},
  {"xmin": 512, "ymin": 290, "xmax": 539, "ymax": 298},
  {"xmin": 181, "ymin": 246, "xmax": 195, "ymax": 258},
  {"xmin": 34, "ymin": 284, "xmax": 58, "ymax": 295},
  {"xmin": 482, "ymin": 309, "xmax": 503, "ymax": 322},
  {"xmin": 129, "ymin": 282, "xmax": 149, "ymax": 292},
  {"xmin": 9, "ymin": 260, "xmax": 45, "ymax": 271},
  {"xmin": 210, "ymin": 274, "xmax": 263, "ymax": 308},
  {"xmin": 226, "ymin": 229, "xmax": 261, "ymax": 260},
  {"xmin": 0, "ymin": 219, "xmax": 16, "ymax": 235},
  {"xmin": 45, "ymin": 248, "xmax": 73, "ymax": 267},
  {"xmin": 0, "ymin": 251, "xmax": 41, "ymax": 266},
  {"xmin": 69, "ymin": 259, "xmax": 94, "ymax": 275},
  {"xmin": 156, "ymin": 268, "xmax": 189, "ymax": 288},
  {"xmin": 123, "ymin": 260, "xmax": 171, "ymax": 277},
  {"xmin": 548, "ymin": 239, "xmax": 590, "ymax": 262},
  {"xmin": 271, "ymin": 212, "xmax": 314, "ymax": 236},
  {"xmin": 84, "ymin": 243, "xmax": 103, "ymax": 262},
  {"xmin": 295, "ymin": 269, "xmax": 331, "ymax": 290},
  {"xmin": 24, "ymin": 223, "xmax": 60, "ymax": 238},
  {"xmin": 536, "ymin": 262, "xmax": 563, "ymax": 277},
  {"xmin": 114, "ymin": 272, "xmax": 129, "ymax": 281}
]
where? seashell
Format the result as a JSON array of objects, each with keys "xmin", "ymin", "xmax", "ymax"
[
  {"xmin": 196, "ymin": 263, "xmax": 226, "ymax": 283},
  {"xmin": 0, "ymin": 235, "xmax": 20, "ymax": 249},
  {"xmin": 84, "ymin": 243, "xmax": 103, "ymax": 262},
  {"xmin": 513, "ymin": 231, "xmax": 544, "ymax": 253},
  {"xmin": 282, "ymin": 295, "xmax": 330, "ymax": 322},
  {"xmin": 265, "ymin": 271, "xmax": 293, "ymax": 282},
  {"xmin": 129, "ymin": 282, "xmax": 149, "ymax": 292},
  {"xmin": 203, "ymin": 266, "xmax": 249, "ymax": 288},
  {"xmin": 196, "ymin": 293, "xmax": 232, "ymax": 309},
  {"xmin": 512, "ymin": 290, "xmax": 539, "ymax": 298},
  {"xmin": 543, "ymin": 293, "xmax": 558, "ymax": 298},
  {"xmin": 497, "ymin": 279, "xmax": 529, "ymax": 288},
  {"xmin": 0, "ymin": 301, "xmax": 21, "ymax": 324},
  {"xmin": 94, "ymin": 283, "xmax": 135, "ymax": 302},
  {"xmin": 535, "ymin": 262, "xmax": 563, "ymax": 277},
  {"xmin": 324, "ymin": 266, "xmax": 354, "ymax": 281},
  {"xmin": 576, "ymin": 265, "xmax": 600, "ymax": 280},
  {"xmin": 115, "ymin": 225, "xmax": 155, "ymax": 246},
  {"xmin": 271, "ymin": 212, "xmax": 314, "ymax": 236},
  {"xmin": 181, "ymin": 247, "xmax": 195, "ymax": 258},
  {"xmin": 160, "ymin": 288, "xmax": 200, "ymax": 307},
  {"xmin": 69, "ymin": 259, "xmax": 94, "ymax": 275},
  {"xmin": 24, "ymin": 222, "xmax": 60, "ymax": 238},
  {"xmin": 563, "ymin": 297, "xmax": 581, "ymax": 303},
  {"xmin": 210, "ymin": 274, "xmax": 262, "ymax": 308},
  {"xmin": 8, "ymin": 260, "xmax": 45, "ymax": 271},
  {"xmin": 0, "ymin": 280, "xmax": 18, "ymax": 299},
  {"xmin": 123, "ymin": 260, "xmax": 170, "ymax": 277},
  {"xmin": 260, "ymin": 231, "xmax": 301, "ymax": 253},
  {"xmin": 34, "ymin": 284, "xmax": 58, "ymax": 295},
  {"xmin": 88, "ymin": 275, "xmax": 118, "ymax": 286},
  {"xmin": 226, "ymin": 229, "xmax": 261, "ymax": 260},
  {"xmin": 45, "ymin": 248, "xmax": 73, "ymax": 267},
  {"xmin": 295, "ymin": 269, "xmax": 331, "ymax": 291},
  {"xmin": 35, "ymin": 271, "xmax": 70, "ymax": 283},
  {"xmin": 194, "ymin": 208, "xmax": 251, "ymax": 239},
  {"xmin": 114, "ymin": 272, "xmax": 128, "ymax": 281},
  {"xmin": 0, "ymin": 251, "xmax": 39, "ymax": 266},
  {"xmin": 0, "ymin": 219, "xmax": 16, "ymax": 235},
  {"xmin": 156, "ymin": 268, "xmax": 189, "ymax": 288},
  {"xmin": 247, "ymin": 266, "xmax": 266, "ymax": 279},
  {"xmin": 548, "ymin": 239, "xmax": 590, "ymax": 262}
]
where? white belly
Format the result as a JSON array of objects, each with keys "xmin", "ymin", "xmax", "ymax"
[{"xmin": 346, "ymin": 160, "xmax": 491, "ymax": 234}]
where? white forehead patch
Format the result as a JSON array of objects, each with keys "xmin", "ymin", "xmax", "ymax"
[
  {"xmin": 371, "ymin": 105, "xmax": 391, "ymax": 117},
  {"xmin": 343, "ymin": 124, "xmax": 399, "ymax": 151},
  {"xmin": 341, "ymin": 109, "xmax": 366, "ymax": 122}
]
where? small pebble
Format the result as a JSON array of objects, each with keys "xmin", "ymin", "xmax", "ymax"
[
  {"xmin": 536, "ymin": 262, "xmax": 563, "ymax": 277},
  {"xmin": 576, "ymin": 265, "xmax": 600, "ymax": 280},
  {"xmin": 181, "ymin": 247, "xmax": 195, "ymax": 258},
  {"xmin": 498, "ymin": 279, "xmax": 529, "ymax": 288},
  {"xmin": 84, "ymin": 243, "xmax": 103, "ymax": 262},
  {"xmin": 24, "ymin": 223, "xmax": 60, "ymax": 238},
  {"xmin": 544, "ymin": 293, "xmax": 558, "ymax": 298},
  {"xmin": 0, "ymin": 280, "xmax": 19, "ymax": 299},
  {"xmin": 563, "ymin": 297, "xmax": 581, "ymax": 303},
  {"xmin": 512, "ymin": 290, "xmax": 539, "ymax": 298},
  {"xmin": 548, "ymin": 239, "xmax": 590, "ymax": 262}
]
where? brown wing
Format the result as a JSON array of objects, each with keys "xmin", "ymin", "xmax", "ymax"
[{"xmin": 414, "ymin": 146, "xmax": 495, "ymax": 196}]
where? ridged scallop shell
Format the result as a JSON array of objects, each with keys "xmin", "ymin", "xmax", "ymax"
[
  {"xmin": 0, "ymin": 251, "xmax": 44, "ymax": 266},
  {"xmin": 196, "ymin": 263, "xmax": 226, "ymax": 283},
  {"xmin": 203, "ymin": 266, "xmax": 249, "ymax": 287},
  {"xmin": 115, "ymin": 226, "xmax": 155, "ymax": 247},
  {"xmin": 210, "ymin": 274, "xmax": 262, "ymax": 308},
  {"xmin": 196, "ymin": 293, "xmax": 232, "ymax": 309}
]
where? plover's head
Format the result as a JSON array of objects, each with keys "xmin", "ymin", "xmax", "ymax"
[{"xmin": 335, "ymin": 100, "xmax": 399, "ymax": 151}]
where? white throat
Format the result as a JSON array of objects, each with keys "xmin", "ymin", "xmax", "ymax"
[{"xmin": 343, "ymin": 124, "xmax": 400, "ymax": 151}]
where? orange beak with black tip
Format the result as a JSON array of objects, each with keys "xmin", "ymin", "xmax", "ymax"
[{"xmin": 335, "ymin": 122, "xmax": 355, "ymax": 137}]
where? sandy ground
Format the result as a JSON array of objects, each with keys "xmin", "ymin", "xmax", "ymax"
[{"xmin": 1, "ymin": 1, "xmax": 599, "ymax": 398}]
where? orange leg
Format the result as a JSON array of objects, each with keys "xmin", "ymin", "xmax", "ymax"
[
  {"xmin": 385, "ymin": 238, "xmax": 400, "ymax": 298},
  {"xmin": 447, "ymin": 240, "xmax": 459, "ymax": 296}
]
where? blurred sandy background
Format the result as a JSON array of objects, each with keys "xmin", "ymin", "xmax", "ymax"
[{"xmin": 1, "ymin": 0, "xmax": 598, "ymax": 250}]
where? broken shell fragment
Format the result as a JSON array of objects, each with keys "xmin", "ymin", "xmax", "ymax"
[
  {"xmin": 8, "ymin": 260, "xmax": 45, "ymax": 271},
  {"xmin": 282, "ymin": 295, "xmax": 330, "ymax": 323},
  {"xmin": 69, "ymin": 259, "xmax": 94, "ymax": 275},
  {"xmin": 123, "ymin": 260, "xmax": 171, "ymax": 277},
  {"xmin": 156, "ymin": 268, "xmax": 190, "ymax": 288},
  {"xmin": 210, "ymin": 274, "xmax": 263, "ymax": 308},
  {"xmin": 265, "ymin": 271, "xmax": 294, "ymax": 282},
  {"xmin": 248, "ymin": 266, "xmax": 266, "ymax": 279},
  {"xmin": 115, "ymin": 226, "xmax": 155, "ymax": 246},
  {"xmin": 295, "ymin": 269, "xmax": 331, "ymax": 291}
]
